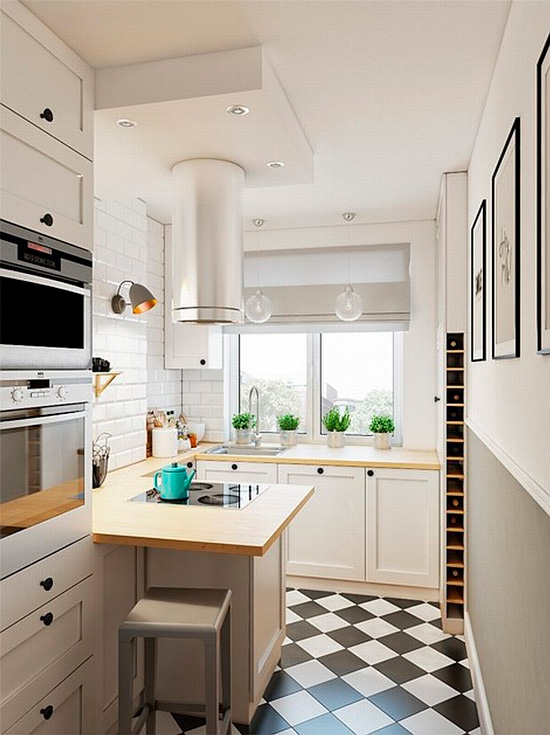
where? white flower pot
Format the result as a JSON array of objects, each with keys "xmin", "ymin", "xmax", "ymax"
[
  {"xmin": 235, "ymin": 429, "xmax": 251, "ymax": 445},
  {"xmin": 373, "ymin": 433, "xmax": 391, "ymax": 450},
  {"xmin": 327, "ymin": 431, "xmax": 345, "ymax": 448},
  {"xmin": 280, "ymin": 430, "xmax": 298, "ymax": 447}
]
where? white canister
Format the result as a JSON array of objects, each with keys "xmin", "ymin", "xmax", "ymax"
[{"xmin": 152, "ymin": 427, "xmax": 178, "ymax": 457}]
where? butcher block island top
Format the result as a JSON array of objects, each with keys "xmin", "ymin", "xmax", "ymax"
[{"xmin": 92, "ymin": 448, "xmax": 314, "ymax": 556}]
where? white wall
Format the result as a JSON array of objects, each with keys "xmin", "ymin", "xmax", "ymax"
[
  {"xmin": 467, "ymin": 1, "xmax": 550, "ymax": 500},
  {"xmin": 92, "ymin": 199, "xmax": 182, "ymax": 469}
]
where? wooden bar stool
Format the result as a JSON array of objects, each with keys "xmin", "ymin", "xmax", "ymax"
[{"xmin": 118, "ymin": 587, "xmax": 232, "ymax": 735}]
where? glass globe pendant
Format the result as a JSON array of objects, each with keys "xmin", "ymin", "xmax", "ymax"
[
  {"xmin": 335, "ymin": 284, "xmax": 363, "ymax": 321},
  {"xmin": 245, "ymin": 288, "xmax": 272, "ymax": 323}
]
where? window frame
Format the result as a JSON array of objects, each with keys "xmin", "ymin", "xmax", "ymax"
[{"xmin": 227, "ymin": 331, "xmax": 403, "ymax": 446}]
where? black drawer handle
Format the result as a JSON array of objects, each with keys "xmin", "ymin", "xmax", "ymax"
[
  {"xmin": 40, "ymin": 108, "xmax": 54, "ymax": 123},
  {"xmin": 200, "ymin": 359, "xmax": 206, "ymax": 366},
  {"xmin": 40, "ymin": 577, "xmax": 54, "ymax": 592},
  {"xmin": 40, "ymin": 213, "xmax": 54, "ymax": 227},
  {"xmin": 40, "ymin": 705, "xmax": 54, "ymax": 720},
  {"xmin": 317, "ymin": 467, "xmax": 324, "ymax": 474},
  {"xmin": 367, "ymin": 470, "xmax": 374, "ymax": 477},
  {"xmin": 187, "ymin": 461, "xmax": 193, "ymax": 468},
  {"xmin": 231, "ymin": 464, "xmax": 238, "ymax": 470},
  {"xmin": 40, "ymin": 612, "xmax": 54, "ymax": 626}
]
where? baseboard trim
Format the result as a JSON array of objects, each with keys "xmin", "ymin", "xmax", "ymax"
[
  {"xmin": 286, "ymin": 575, "xmax": 439, "ymax": 601},
  {"xmin": 464, "ymin": 612, "xmax": 494, "ymax": 735}
]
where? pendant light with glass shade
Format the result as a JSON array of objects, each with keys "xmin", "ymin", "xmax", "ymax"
[
  {"xmin": 335, "ymin": 212, "xmax": 363, "ymax": 321},
  {"xmin": 244, "ymin": 219, "xmax": 272, "ymax": 323}
]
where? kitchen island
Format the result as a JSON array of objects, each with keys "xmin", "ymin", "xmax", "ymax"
[{"xmin": 93, "ymin": 450, "xmax": 313, "ymax": 725}]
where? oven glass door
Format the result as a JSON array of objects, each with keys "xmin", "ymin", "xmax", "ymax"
[
  {"xmin": 0, "ymin": 268, "xmax": 91, "ymax": 369},
  {"xmin": 0, "ymin": 405, "xmax": 86, "ymax": 538}
]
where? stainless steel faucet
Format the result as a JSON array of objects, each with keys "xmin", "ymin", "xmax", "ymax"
[{"xmin": 248, "ymin": 386, "xmax": 262, "ymax": 447}]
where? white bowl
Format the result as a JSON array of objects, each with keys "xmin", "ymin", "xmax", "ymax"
[{"xmin": 187, "ymin": 422, "xmax": 206, "ymax": 443}]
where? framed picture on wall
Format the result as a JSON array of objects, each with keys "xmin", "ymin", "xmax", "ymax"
[
  {"xmin": 492, "ymin": 117, "xmax": 520, "ymax": 359},
  {"xmin": 471, "ymin": 200, "xmax": 486, "ymax": 362},
  {"xmin": 537, "ymin": 32, "xmax": 550, "ymax": 354}
]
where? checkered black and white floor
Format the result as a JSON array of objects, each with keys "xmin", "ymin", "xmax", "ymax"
[{"xmin": 169, "ymin": 588, "xmax": 480, "ymax": 735}]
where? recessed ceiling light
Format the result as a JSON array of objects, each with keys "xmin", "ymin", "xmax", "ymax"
[
  {"xmin": 226, "ymin": 105, "xmax": 250, "ymax": 116},
  {"xmin": 267, "ymin": 161, "xmax": 285, "ymax": 169},
  {"xmin": 116, "ymin": 118, "xmax": 137, "ymax": 128}
]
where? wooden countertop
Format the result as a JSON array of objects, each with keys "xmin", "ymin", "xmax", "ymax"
[
  {"xmin": 92, "ymin": 447, "xmax": 313, "ymax": 556},
  {"xmin": 194, "ymin": 443, "xmax": 440, "ymax": 470}
]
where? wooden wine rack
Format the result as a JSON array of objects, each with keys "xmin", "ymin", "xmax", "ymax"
[{"xmin": 443, "ymin": 333, "xmax": 465, "ymax": 634}]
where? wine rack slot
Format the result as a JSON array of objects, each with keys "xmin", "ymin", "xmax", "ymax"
[{"xmin": 443, "ymin": 332, "xmax": 466, "ymax": 634}]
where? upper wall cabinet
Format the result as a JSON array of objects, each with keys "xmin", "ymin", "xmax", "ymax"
[{"xmin": 1, "ymin": 1, "xmax": 94, "ymax": 160}]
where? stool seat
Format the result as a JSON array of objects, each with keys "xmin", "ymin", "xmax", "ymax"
[{"xmin": 120, "ymin": 587, "xmax": 231, "ymax": 640}]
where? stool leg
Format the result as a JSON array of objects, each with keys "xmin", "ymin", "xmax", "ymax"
[
  {"xmin": 118, "ymin": 636, "xmax": 134, "ymax": 735},
  {"xmin": 144, "ymin": 638, "xmax": 156, "ymax": 735},
  {"xmin": 221, "ymin": 606, "xmax": 232, "ymax": 733},
  {"xmin": 204, "ymin": 639, "xmax": 220, "ymax": 735}
]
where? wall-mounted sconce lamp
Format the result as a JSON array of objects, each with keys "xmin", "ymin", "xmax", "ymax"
[{"xmin": 111, "ymin": 280, "xmax": 157, "ymax": 315}]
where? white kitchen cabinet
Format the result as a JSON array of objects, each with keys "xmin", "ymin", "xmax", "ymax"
[
  {"xmin": 4, "ymin": 658, "xmax": 95, "ymax": 735},
  {"xmin": 366, "ymin": 468, "xmax": 439, "ymax": 588},
  {"xmin": 94, "ymin": 545, "xmax": 145, "ymax": 734},
  {"xmin": 196, "ymin": 459, "xmax": 278, "ymax": 484},
  {"xmin": 164, "ymin": 224, "xmax": 223, "ymax": 369},
  {"xmin": 278, "ymin": 463, "xmax": 366, "ymax": 581},
  {"xmin": 1, "ymin": 2, "xmax": 94, "ymax": 160},
  {"xmin": 0, "ymin": 107, "xmax": 93, "ymax": 250}
]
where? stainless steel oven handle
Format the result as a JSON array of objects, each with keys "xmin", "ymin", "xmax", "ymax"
[
  {"xmin": 0, "ymin": 267, "xmax": 91, "ymax": 296},
  {"xmin": 0, "ymin": 410, "xmax": 87, "ymax": 430}
]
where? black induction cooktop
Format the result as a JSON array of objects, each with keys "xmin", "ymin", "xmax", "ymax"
[{"xmin": 128, "ymin": 481, "xmax": 268, "ymax": 509}]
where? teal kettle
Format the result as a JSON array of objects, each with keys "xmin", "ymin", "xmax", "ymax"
[{"xmin": 154, "ymin": 463, "xmax": 196, "ymax": 501}]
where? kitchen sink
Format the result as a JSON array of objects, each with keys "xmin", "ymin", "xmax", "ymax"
[{"xmin": 203, "ymin": 445, "xmax": 286, "ymax": 457}]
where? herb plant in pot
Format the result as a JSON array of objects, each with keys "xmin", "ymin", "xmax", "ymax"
[
  {"xmin": 277, "ymin": 414, "xmax": 300, "ymax": 447},
  {"xmin": 323, "ymin": 406, "xmax": 351, "ymax": 448},
  {"xmin": 369, "ymin": 414, "xmax": 395, "ymax": 450},
  {"xmin": 232, "ymin": 412, "xmax": 256, "ymax": 445}
]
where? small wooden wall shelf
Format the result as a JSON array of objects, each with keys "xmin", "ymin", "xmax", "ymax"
[
  {"xmin": 93, "ymin": 372, "xmax": 122, "ymax": 398},
  {"xmin": 442, "ymin": 333, "xmax": 466, "ymax": 635}
]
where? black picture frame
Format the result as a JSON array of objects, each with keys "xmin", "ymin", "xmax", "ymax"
[
  {"xmin": 492, "ymin": 117, "xmax": 520, "ymax": 359},
  {"xmin": 537, "ymin": 32, "xmax": 550, "ymax": 354},
  {"xmin": 471, "ymin": 200, "xmax": 486, "ymax": 362}
]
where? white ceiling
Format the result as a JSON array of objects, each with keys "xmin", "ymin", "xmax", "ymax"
[{"xmin": 24, "ymin": 0, "xmax": 511, "ymax": 229}]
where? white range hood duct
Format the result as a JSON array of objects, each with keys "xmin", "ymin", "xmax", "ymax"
[{"xmin": 171, "ymin": 159, "xmax": 245, "ymax": 324}]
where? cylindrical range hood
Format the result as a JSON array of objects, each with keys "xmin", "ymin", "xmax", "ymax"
[{"xmin": 171, "ymin": 159, "xmax": 245, "ymax": 324}]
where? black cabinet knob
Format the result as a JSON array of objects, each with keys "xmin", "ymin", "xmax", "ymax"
[
  {"xmin": 317, "ymin": 467, "xmax": 324, "ymax": 474},
  {"xmin": 40, "ymin": 612, "xmax": 54, "ymax": 626},
  {"xmin": 40, "ymin": 706, "xmax": 54, "ymax": 720},
  {"xmin": 40, "ymin": 213, "xmax": 54, "ymax": 227},
  {"xmin": 40, "ymin": 108, "xmax": 54, "ymax": 123},
  {"xmin": 367, "ymin": 470, "xmax": 374, "ymax": 477},
  {"xmin": 40, "ymin": 577, "xmax": 54, "ymax": 592},
  {"xmin": 434, "ymin": 396, "xmax": 441, "ymax": 403},
  {"xmin": 187, "ymin": 461, "xmax": 193, "ymax": 468},
  {"xmin": 231, "ymin": 464, "xmax": 238, "ymax": 470},
  {"xmin": 200, "ymin": 359, "xmax": 206, "ymax": 366}
]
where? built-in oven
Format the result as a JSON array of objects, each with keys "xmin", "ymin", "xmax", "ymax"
[
  {"xmin": 0, "ymin": 371, "xmax": 92, "ymax": 579},
  {"xmin": 0, "ymin": 220, "xmax": 92, "ymax": 371}
]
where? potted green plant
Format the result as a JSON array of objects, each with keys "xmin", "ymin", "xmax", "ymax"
[
  {"xmin": 369, "ymin": 414, "xmax": 395, "ymax": 450},
  {"xmin": 277, "ymin": 414, "xmax": 300, "ymax": 447},
  {"xmin": 231, "ymin": 412, "xmax": 256, "ymax": 445},
  {"xmin": 322, "ymin": 406, "xmax": 351, "ymax": 448}
]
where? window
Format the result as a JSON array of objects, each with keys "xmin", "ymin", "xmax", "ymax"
[{"xmin": 234, "ymin": 332, "xmax": 400, "ymax": 442}]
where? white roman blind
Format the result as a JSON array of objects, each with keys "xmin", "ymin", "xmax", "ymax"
[{"xmin": 227, "ymin": 243, "xmax": 410, "ymax": 332}]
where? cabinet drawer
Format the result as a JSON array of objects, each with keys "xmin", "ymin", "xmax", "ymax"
[
  {"xmin": 0, "ymin": 536, "xmax": 93, "ymax": 631},
  {"xmin": 0, "ymin": 107, "xmax": 93, "ymax": 250},
  {"xmin": 3, "ymin": 657, "xmax": 95, "ymax": 735},
  {"xmin": 0, "ymin": 3, "xmax": 93, "ymax": 159},
  {"xmin": 0, "ymin": 577, "xmax": 94, "ymax": 732},
  {"xmin": 196, "ymin": 460, "xmax": 278, "ymax": 484}
]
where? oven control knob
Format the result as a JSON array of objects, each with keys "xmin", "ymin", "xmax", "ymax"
[
  {"xmin": 11, "ymin": 388, "xmax": 24, "ymax": 403},
  {"xmin": 57, "ymin": 386, "xmax": 68, "ymax": 399}
]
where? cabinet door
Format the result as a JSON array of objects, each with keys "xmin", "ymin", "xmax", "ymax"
[
  {"xmin": 0, "ymin": 108, "xmax": 93, "ymax": 250},
  {"xmin": 278, "ymin": 464, "xmax": 365, "ymax": 581},
  {"xmin": 196, "ymin": 460, "xmax": 278, "ymax": 484},
  {"xmin": 366, "ymin": 469, "xmax": 439, "ymax": 588},
  {"xmin": 4, "ymin": 658, "xmax": 94, "ymax": 735},
  {"xmin": 1, "ymin": 2, "xmax": 93, "ymax": 159}
]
